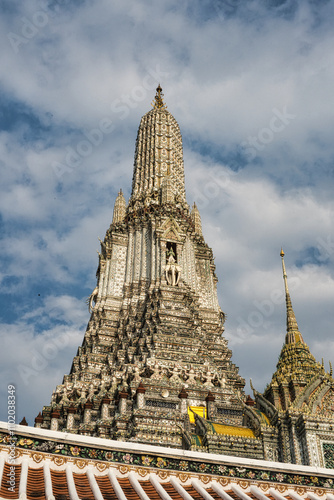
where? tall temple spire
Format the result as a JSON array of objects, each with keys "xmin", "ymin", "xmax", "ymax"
[
  {"xmin": 129, "ymin": 86, "xmax": 187, "ymax": 210},
  {"xmin": 264, "ymin": 250, "xmax": 320, "ymax": 411},
  {"xmin": 280, "ymin": 248, "xmax": 304, "ymax": 345},
  {"xmin": 39, "ymin": 88, "xmax": 247, "ymax": 453},
  {"xmin": 191, "ymin": 202, "xmax": 202, "ymax": 235},
  {"xmin": 112, "ymin": 189, "xmax": 126, "ymax": 224},
  {"xmin": 258, "ymin": 249, "xmax": 334, "ymax": 466}
]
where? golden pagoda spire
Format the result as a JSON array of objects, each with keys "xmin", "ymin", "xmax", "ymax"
[
  {"xmin": 264, "ymin": 250, "xmax": 321, "ymax": 408},
  {"xmin": 280, "ymin": 248, "xmax": 304, "ymax": 345},
  {"xmin": 152, "ymin": 84, "xmax": 166, "ymax": 109}
]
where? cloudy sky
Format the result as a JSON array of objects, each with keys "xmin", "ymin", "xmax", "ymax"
[{"xmin": 1, "ymin": 0, "xmax": 333, "ymax": 425}]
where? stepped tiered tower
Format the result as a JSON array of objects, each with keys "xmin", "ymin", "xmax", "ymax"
[
  {"xmin": 38, "ymin": 86, "xmax": 255, "ymax": 456},
  {"xmin": 36, "ymin": 87, "xmax": 334, "ymax": 468}
]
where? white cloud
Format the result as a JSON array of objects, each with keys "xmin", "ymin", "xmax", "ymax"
[{"xmin": 0, "ymin": 295, "xmax": 87, "ymax": 424}]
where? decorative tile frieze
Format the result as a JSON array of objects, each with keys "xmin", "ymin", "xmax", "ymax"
[{"xmin": 1, "ymin": 433, "xmax": 334, "ymax": 491}]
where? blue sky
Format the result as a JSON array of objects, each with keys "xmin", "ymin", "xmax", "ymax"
[{"xmin": 0, "ymin": 0, "xmax": 334, "ymax": 424}]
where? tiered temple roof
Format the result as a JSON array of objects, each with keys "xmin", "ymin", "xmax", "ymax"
[
  {"xmin": 1, "ymin": 422, "xmax": 334, "ymax": 500},
  {"xmin": 263, "ymin": 250, "xmax": 330, "ymax": 412}
]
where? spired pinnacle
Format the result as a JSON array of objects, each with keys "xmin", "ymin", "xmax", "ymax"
[
  {"xmin": 152, "ymin": 84, "xmax": 166, "ymax": 109},
  {"xmin": 264, "ymin": 250, "xmax": 321, "ymax": 408},
  {"xmin": 191, "ymin": 203, "xmax": 202, "ymax": 235},
  {"xmin": 112, "ymin": 189, "xmax": 126, "ymax": 224},
  {"xmin": 264, "ymin": 250, "xmax": 319, "ymax": 408},
  {"xmin": 280, "ymin": 249, "xmax": 304, "ymax": 345},
  {"xmin": 130, "ymin": 86, "xmax": 186, "ymax": 207}
]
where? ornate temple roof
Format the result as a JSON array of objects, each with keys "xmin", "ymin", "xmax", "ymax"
[
  {"xmin": 261, "ymin": 251, "xmax": 334, "ymax": 424},
  {"xmin": 267, "ymin": 251, "xmax": 324, "ymax": 390},
  {"xmin": 1, "ymin": 422, "xmax": 334, "ymax": 500},
  {"xmin": 280, "ymin": 248, "xmax": 304, "ymax": 346}
]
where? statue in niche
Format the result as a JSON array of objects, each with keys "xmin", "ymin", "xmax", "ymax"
[
  {"xmin": 164, "ymin": 254, "xmax": 181, "ymax": 286},
  {"xmin": 166, "ymin": 245, "xmax": 176, "ymax": 259}
]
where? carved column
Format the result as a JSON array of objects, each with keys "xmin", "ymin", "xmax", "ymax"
[
  {"xmin": 271, "ymin": 384, "xmax": 280, "ymax": 407},
  {"xmin": 151, "ymin": 225, "xmax": 156, "ymax": 281},
  {"xmin": 50, "ymin": 410, "xmax": 60, "ymax": 431},
  {"xmin": 101, "ymin": 397, "xmax": 111, "ymax": 420},
  {"xmin": 178, "ymin": 387, "xmax": 188, "ymax": 415},
  {"xmin": 206, "ymin": 391, "xmax": 215, "ymax": 420},
  {"xmin": 160, "ymin": 240, "xmax": 167, "ymax": 282},
  {"xmin": 288, "ymin": 414, "xmax": 302, "ymax": 464},
  {"xmin": 66, "ymin": 406, "xmax": 76, "ymax": 431},
  {"xmin": 119, "ymin": 389, "xmax": 128, "ymax": 415},
  {"xmin": 281, "ymin": 384, "xmax": 290, "ymax": 411},
  {"xmin": 136, "ymin": 382, "xmax": 146, "ymax": 409},
  {"xmin": 125, "ymin": 230, "xmax": 134, "ymax": 283},
  {"xmin": 34, "ymin": 412, "xmax": 44, "ymax": 429},
  {"xmin": 84, "ymin": 400, "xmax": 93, "ymax": 424}
]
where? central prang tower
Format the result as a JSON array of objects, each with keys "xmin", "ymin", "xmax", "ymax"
[{"xmin": 39, "ymin": 86, "xmax": 251, "ymax": 454}]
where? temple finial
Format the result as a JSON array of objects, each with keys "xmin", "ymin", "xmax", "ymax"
[
  {"xmin": 191, "ymin": 203, "xmax": 202, "ymax": 235},
  {"xmin": 152, "ymin": 84, "xmax": 166, "ymax": 109},
  {"xmin": 280, "ymin": 247, "xmax": 289, "ymax": 294},
  {"xmin": 112, "ymin": 189, "xmax": 126, "ymax": 224},
  {"xmin": 280, "ymin": 249, "xmax": 304, "ymax": 345}
]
